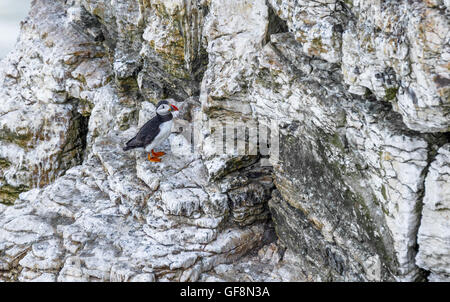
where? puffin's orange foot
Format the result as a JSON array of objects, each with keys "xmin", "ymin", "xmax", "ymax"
[
  {"xmin": 147, "ymin": 153, "xmax": 162, "ymax": 162},
  {"xmin": 151, "ymin": 149, "xmax": 166, "ymax": 157}
]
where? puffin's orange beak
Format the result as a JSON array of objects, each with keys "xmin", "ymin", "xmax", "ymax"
[{"xmin": 170, "ymin": 104, "xmax": 179, "ymax": 111}]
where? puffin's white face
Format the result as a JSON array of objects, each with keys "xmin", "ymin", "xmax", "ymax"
[
  {"xmin": 156, "ymin": 103, "xmax": 171, "ymax": 116},
  {"xmin": 156, "ymin": 102, "xmax": 179, "ymax": 116}
]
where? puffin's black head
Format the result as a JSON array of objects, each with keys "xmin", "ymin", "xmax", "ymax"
[
  {"xmin": 156, "ymin": 100, "xmax": 169, "ymax": 107},
  {"xmin": 156, "ymin": 100, "xmax": 179, "ymax": 116}
]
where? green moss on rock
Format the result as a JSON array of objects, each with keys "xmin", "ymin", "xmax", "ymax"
[{"xmin": 0, "ymin": 184, "xmax": 29, "ymax": 205}]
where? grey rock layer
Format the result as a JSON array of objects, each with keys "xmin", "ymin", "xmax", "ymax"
[{"xmin": 416, "ymin": 143, "xmax": 450, "ymax": 281}]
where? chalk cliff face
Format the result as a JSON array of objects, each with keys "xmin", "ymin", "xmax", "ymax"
[{"xmin": 0, "ymin": 0, "xmax": 448, "ymax": 281}]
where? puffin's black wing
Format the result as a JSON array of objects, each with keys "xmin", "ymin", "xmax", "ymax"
[{"xmin": 123, "ymin": 115, "xmax": 161, "ymax": 151}]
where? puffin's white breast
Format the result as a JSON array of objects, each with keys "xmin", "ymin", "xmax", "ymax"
[{"xmin": 145, "ymin": 120, "xmax": 173, "ymax": 152}]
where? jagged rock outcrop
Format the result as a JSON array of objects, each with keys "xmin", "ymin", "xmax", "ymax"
[{"xmin": 0, "ymin": 0, "xmax": 448, "ymax": 282}]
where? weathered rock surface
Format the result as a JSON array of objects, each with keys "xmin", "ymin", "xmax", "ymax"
[
  {"xmin": 250, "ymin": 31, "xmax": 448, "ymax": 281},
  {"xmin": 268, "ymin": 0, "xmax": 449, "ymax": 133},
  {"xmin": 0, "ymin": 0, "xmax": 99, "ymax": 203},
  {"xmin": 0, "ymin": 0, "xmax": 449, "ymax": 281}
]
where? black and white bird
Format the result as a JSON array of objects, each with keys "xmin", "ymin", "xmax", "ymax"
[{"xmin": 123, "ymin": 100, "xmax": 179, "ymax": 162}]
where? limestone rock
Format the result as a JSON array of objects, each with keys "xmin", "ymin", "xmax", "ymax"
[{"xmin": 0, "ymin": 0, "xmax": 448, "ymax": 282}]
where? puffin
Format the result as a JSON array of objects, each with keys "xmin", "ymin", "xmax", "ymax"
[{"xmin": 123, "ymin": 100, "xmax": 179, "ymax": 162}]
